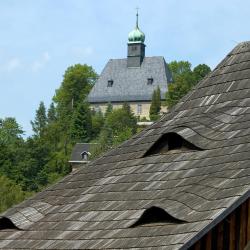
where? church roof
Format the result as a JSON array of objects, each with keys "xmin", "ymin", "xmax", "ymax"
[
  {"xmin": 87, "ymin": 56, "xmax": 172, "ymax": 103},
  {"xmin": 1, "ymin": 42, "xmax": 250, "ymax": 249}
]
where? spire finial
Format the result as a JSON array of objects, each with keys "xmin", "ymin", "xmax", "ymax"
[{"xmin": 136, "ymin": 7, "xmax": 139, "ymax": 28}]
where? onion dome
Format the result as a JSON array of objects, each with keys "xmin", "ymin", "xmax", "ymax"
[{"xmin": 128, "ymin": 11, "xmax": 145, "ymax": 43}]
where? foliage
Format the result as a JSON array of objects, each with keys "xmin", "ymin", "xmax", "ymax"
[
  {"xmin": 31, "ymin": 101, "xmax": 47, "ymax": 137},
  {"xmin": 90, "ymin": 103, "xmax": 137, "ymax": 158},
  {"xmin": 105, "ymin": 102, "xmax": 113, "ymax": 117},
  {"xmin": 53, "ymin": 64, "xmax": 97, "ymax": 123},
  {"xmin": 0, "ymin": 117, "xmax": 24, "ymax": 145},
  {"xmin": 0, "ymin": 175, "xmax": 32, "ymax": 213},
  {"xmin": 70, "ymin": 102, "xmax": 92, "ymax": 143},
  {"xmin": 105, "ymin": 105, "xmax": 137, "ymax": 136},
  {"xmin": 149, "ymin": 86, "xmax": 161, "ymax": 121},
  {"xmin": 193, "ymin": 64, "xmax": 211, "ymax": 82},
  {"xmin": 91, "ymin": 110, "xmax": 104, "ymax": 138},
  {"xmin": 166, "ymin": 61, "xmax": 211, "ymax": 108},
  {"xmin": 47, "ymin": 102, "xmax": 57, "ymax": 124}
]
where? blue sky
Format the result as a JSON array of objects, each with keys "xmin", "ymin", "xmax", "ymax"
[{"xmin": 1, "ymin": 0, "xmax": 250, "ymax": 136}]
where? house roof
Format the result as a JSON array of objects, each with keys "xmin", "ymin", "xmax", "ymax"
[
  {"xmin": 1, "ymin": 42, "xmax": 250, "ymax": 249},
  {"xmin": 87, "ymin": 56, "xmax": 172, "ymax": 103},
  {"xmin": 69, "ymin": 143, "xmax": 94, "ymax": 163}
]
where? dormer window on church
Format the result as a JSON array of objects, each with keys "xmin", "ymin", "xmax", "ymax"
[
  {"xmin": 147, "ymin": 78, "xmax": 153, "ymax": 85},
  {"xmin": 107, "ymin": 80, "xmax": 113, "ymax": 87}
]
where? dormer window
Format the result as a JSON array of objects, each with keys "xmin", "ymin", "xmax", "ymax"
[
  {"xmin": 81, "ymin": 152, "xmax": 89, "ymax": 161},
  {"xmin": 107, "ymin": 80, "xmax": 113, "ymax": 87},
  {"xmin": 144, "ymin": 132, "xmax": 203, "ymax": 157},
  {"xmin": 147, "ymin": 78, "xmax": 153, "ymax": 85},
  {"xmin": 130, "ymin": 206, "xmax": 186, "ymax": 228}
]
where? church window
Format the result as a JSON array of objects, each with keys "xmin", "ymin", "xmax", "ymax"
[
  {"xmin": 107, "ymin": 80, "xmax": 113, "ymax": 87},
  {"xmin": 137, "ymin": 104, "xmax": 142, "ymax": 115},
  {"xmin": 147, "ymin": 78, "xmax": 153, "ymax": 85}
]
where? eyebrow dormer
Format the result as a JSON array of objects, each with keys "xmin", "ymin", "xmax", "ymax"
[
  {"xmin": 130, "ymin": 206, "xmax": 186, "ymax": 228},
  {"xmin": 0, "ymin": 217, "xmax": 20, "ymax": 230},
  {"xmin": 144, "ymin": 132, "xmax": 202, "ymax": 157}
]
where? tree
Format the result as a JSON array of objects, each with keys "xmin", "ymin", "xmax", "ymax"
[
  {"xmin": 70, "ymin": 102, "xmax": 92, "ymax": 143},
  {"xmin": 91, "ymin": 110, "xmax": 104, "ymax": 139},
  {"xmin": 105, "ymin": 107, "xmax": 137, "ymax": 137},
  {"xmin": 47, "ymin": 102, "xmax": 57, "ymax": 124},
  {"xmin": 0, "ymin": 118, "xmax": 25, "ymax": 181},
  {"xmin": 105, "ymin": 102, "xmax": 113, "ymax": 117},
  {"xmin": 31, "ymin": 101, "xmax": 47, "ymax": 137},
  {"xmin": 166, "ymin": 61, "xmax": 211, "ymax": 108},
  {"xmin": 53, "ymin": 64, "xmax": 97, "ymax": 122},
  {"xmin": 0, "ymin": 117, "xmax": 24, "ymax": 145},
  {"xmin": 150, "ymin": 87, "xmax": 161, "ymax": 121},
  {"xmin": 0, "ymin": 175, "xmax": 31, "ymax": 213},
  {"xmin": 52, "ymin": 64, "xmax": 97, "ymax": 157},
  {"xmin": 193, "ymin": 64, "xmax": 211, "ymax": 82},
  {"xmin": 168, "ymin": 61, "xmax": 192, "ymax": 80}
]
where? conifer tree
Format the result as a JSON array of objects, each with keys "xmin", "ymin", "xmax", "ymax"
[
  {"xmin": 149, "ymin": 87, "xmax": 161, "ymax": 121},
  {"xmin": 31, "ymin": 101, "xmax": 47, "ymax": 137},
  {"xmin": 91, "ymin": 110, "xmax": 104, "ymax": 139},
  {"xmin": 70, "ymin": 102, "xmax": 92, "ymax": 143},
  {"xmin": 47, "ymin": 102, "xmax": 57, "ymax": 124},
  {"xmin": 105, "ymin": 102, "xmax": 113, "ymax": 117}
]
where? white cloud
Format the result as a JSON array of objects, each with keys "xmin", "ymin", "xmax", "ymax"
[
  {"xmin": 31, "ymin": 51, "xmax": 51, "ymax": 72},
  {"xmin": 4, "ymin": 58, "xmax": 21, "ymax": 72}
]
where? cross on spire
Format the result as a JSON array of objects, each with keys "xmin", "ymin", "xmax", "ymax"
[{"xmin": 136, "ymin": 7, "xmax": 139, "ymax": 28}]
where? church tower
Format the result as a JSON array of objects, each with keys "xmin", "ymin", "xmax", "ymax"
[{"xmin": 127, "ymin": 11, "xmax": 146, "ymax": 67}]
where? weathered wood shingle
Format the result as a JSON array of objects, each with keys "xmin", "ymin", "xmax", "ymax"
[{"xmin": 1, "ymin": 42, "xmax": 250, "ymax": 249}]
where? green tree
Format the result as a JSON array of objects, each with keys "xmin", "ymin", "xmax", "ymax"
[
  {"xmin": 70, "ymin": 102, "xmax": 92, "ymax": 143},
  {"xmin": 0, "ymin": 117, "xmax": 24, "ymax": 145},
  {"xmin": 105, "ymin": 102, "xmax": 113, "ymax": 117},
  {"xmin": 0, "ymin": 118, "xmax": 25, "ymax": 181},
  {"xmin": 150, "ymin": 87, "xmax": 161, "ymax": 121},
  {"xmin": 53, "ymin": 64, "xmax": 97, "ymax": 157},
  {"xmin": 31, "ymin": 101, "xmax": 47, "ymax": 137},
  {"xmin": 193, "ymin": 64, "xmax": 211, "ymax": 82},
  {"xmin": 0, "ymin": 175, "xmax": 31, "ymax": 213},
  {"xmin": 47, "ymin": 102, "xmax": 57, "ymax": 124},
  {"xmin": 105, "ymin": 107, "xmax": 137, "ymax": 137},
  {"xmin": 91, "ymin": 110, "xmax": 104, "ymax": 139},
  {"xmin": 168, "ymin": 61, "xmax": 192, "ymax": 80},
  {"xmin": 166, "ymin": 61, "xmax": 211, "ymax": 108},
  {"xmin": 53, "ymin": 64, "xmax": 97, "ymax": 122}
]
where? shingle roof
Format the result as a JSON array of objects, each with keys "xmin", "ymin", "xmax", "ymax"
[
  {"xmin": 1, "ymin": 42, "xmax": 250, "ymax": 249},
  {"xmin": 87, "ymin": 56, "xmax": 172, "ymax": 103}
]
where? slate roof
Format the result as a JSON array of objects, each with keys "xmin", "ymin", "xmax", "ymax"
[
  {"xmin": 69, "ymin": 143, "xmax": 94, "ymax": 163},
  {"xmin": 87, "ymin": 56, "xmax": 172, "ymax": 103},
  {"xmin": 1, "ymin": 42, "xmax": 250, "ymax": 249}
]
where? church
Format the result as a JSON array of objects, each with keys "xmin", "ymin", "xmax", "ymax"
[{"xmin": 88, "ymin": 13, "xmax": 172, "ymax": 119}]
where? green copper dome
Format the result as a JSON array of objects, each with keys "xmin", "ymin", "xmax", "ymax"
[{"xmin": 128, "ymin": 12, "xmax": 145, "ymax": 43}]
